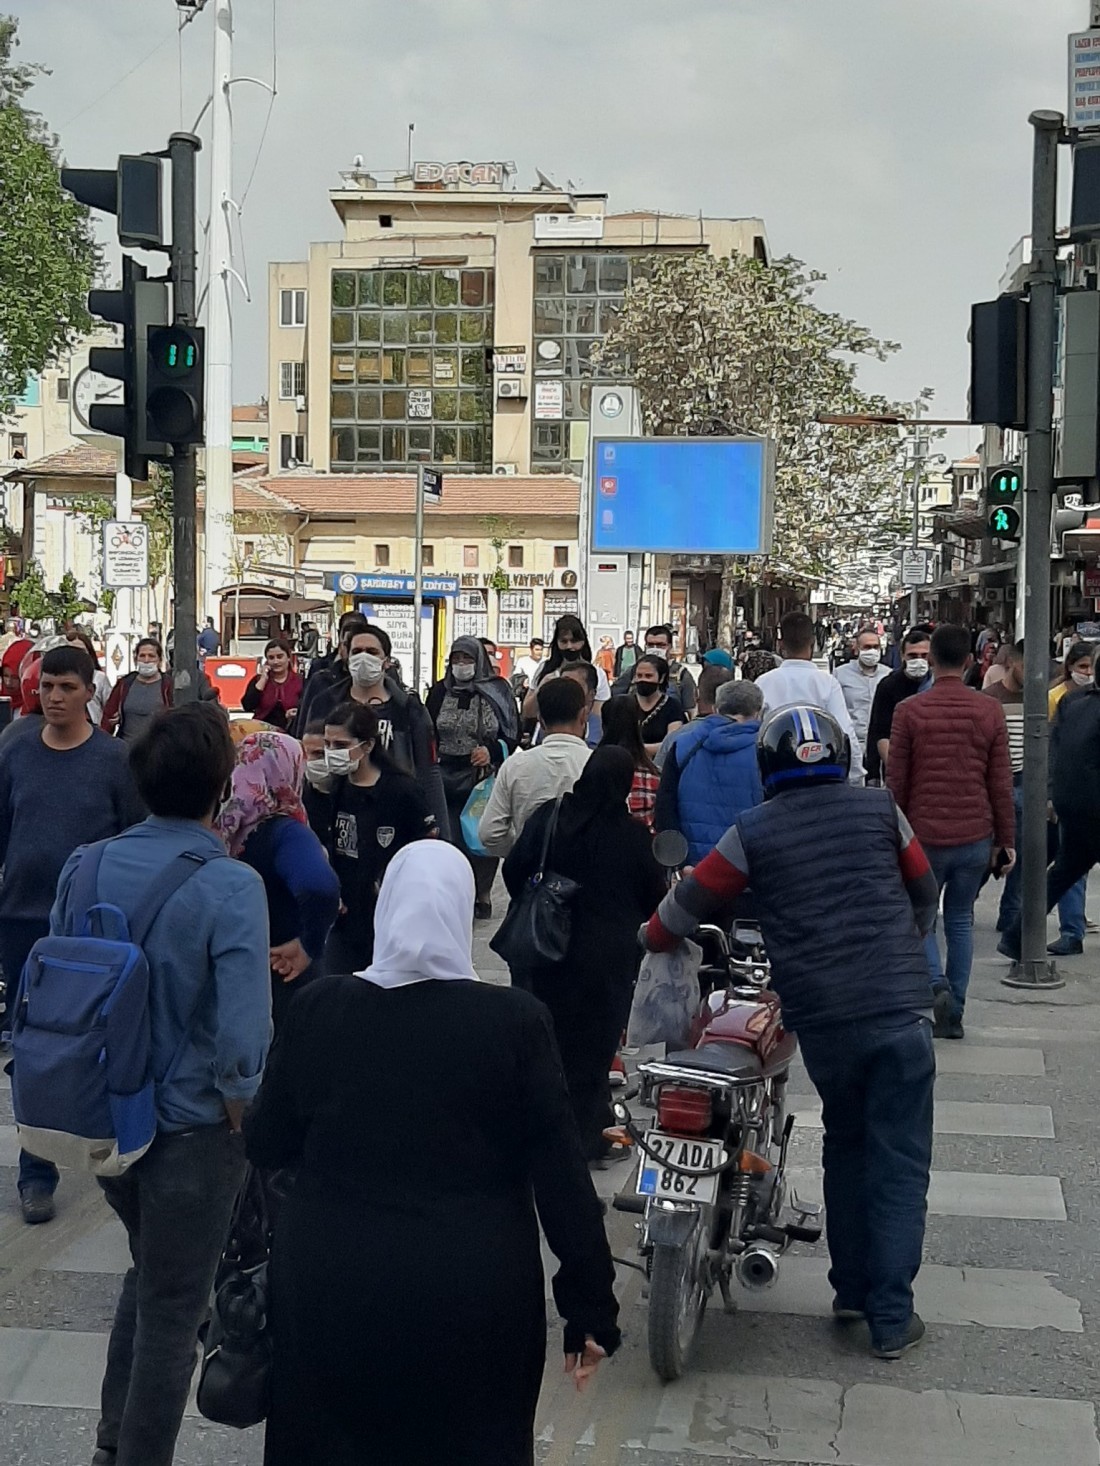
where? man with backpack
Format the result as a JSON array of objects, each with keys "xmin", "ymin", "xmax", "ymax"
[
  {"xmin": 44, "ymin": 702, "xmax": 272, "ymax": 1466},
  {"xmin": 0, "ymin": 643, "xmax": 145, "ymax": 1223}
]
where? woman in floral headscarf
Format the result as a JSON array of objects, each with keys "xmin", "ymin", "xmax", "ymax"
[{"xmin": 217, "ymin": 730, "xmax": 340, "ymax": 1030}]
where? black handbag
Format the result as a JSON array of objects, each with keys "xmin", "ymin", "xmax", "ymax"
[
  {"xmin": 196, "ymin": 1165, "xmax": 274, "ymax": 1429},
  {"xmin": 490, "ymin": 796, "xmax": 579, "ymax": 968}
]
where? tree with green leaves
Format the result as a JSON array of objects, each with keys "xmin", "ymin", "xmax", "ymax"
[
  {"xmin": 598, "ymin": 253, "xmax": 912, "ymax": 629},
  {"xmin": 0, "ymin": 15, "xmax": 99, "ymax": 416},
  {"xmin": 9, "ymin": 558, "xmax": 52, "ymax": 623}
]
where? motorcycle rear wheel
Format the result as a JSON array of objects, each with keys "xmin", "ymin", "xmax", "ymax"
[{"xmin": 647, "ymin": 1225, "xmax": 710, "ymax": 1381}]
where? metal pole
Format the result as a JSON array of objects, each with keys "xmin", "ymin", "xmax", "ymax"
[
  {"xmin": 909, "ymin": 398, "xmax": 924, "ymax": 626},
  {"xmin": 412, "ymin": 463, "xmax": 425, "ymax": 696},
  {"xmin": 1004, "ymin": 110, "xmax": 1065, "ymax": 991},
  {"xmin": 168, "ymin": 132, "xmax": 202, "ymax": 705},
  {"xmin": 203, "ymin": 0, "xmax": 235, "ymax": 620}
]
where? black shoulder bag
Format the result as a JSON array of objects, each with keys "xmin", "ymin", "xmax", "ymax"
[
  {"xmin": 490, "ymin": 797, "xmax": 579, "ymax": 968},
  {"xmin": 196, "ymin": 1164, "xmax": 275, "ymax": 1428}
]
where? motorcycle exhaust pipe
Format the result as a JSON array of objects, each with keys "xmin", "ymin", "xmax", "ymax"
[{"xmin": 736, "ymin": 1242, "xmax": 780, "ymax": 1290}]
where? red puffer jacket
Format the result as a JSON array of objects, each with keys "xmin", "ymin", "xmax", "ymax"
[{"xmin": 886, "ymin": 676, "xmax": 1015, "ymax": 849}]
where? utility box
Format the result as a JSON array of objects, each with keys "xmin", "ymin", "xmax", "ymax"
[{"xmin": 1056, "ymin": 291, "xmax": 1100, "ymax": 483}]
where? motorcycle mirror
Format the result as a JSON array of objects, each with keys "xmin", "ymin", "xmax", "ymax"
[{"xmin": 652, "ymin": 830, "xmax": 689, "ymax": 870}]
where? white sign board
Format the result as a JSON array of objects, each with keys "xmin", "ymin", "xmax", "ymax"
[
  {"xmin": 103, "ymin": 520, "xmax": 149, "ymax": 588},
  {"xmin": 534, "ymin": 213, "xmax": 605, "ymax": 240},
  {"xmin": 1070, "ymin": 31, "xmax": 1100, "ymax": 129},
  {"xmin": 900, "ymin": 548, "xmax": 930, "ymax": 587},
  {"xmin": 408, "ymin": 389, "xmax": 432, "ymax": 419},
  {"xmin": 534, "ymin": 380, "xmax": 564, "ymax": 420},
  {"xmin": 358, "ymin": 600, "xmax": 435, "ymax": 697}
]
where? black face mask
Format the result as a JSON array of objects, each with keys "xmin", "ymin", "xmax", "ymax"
[
  {"xmin": 560, "ymin": 647, "xmax": 582, "ymax": 662},
  {"xmin": 635, "ymin": 682, "xmax": 661, "ymax": 700}
]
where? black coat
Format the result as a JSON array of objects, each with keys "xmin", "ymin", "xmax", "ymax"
[
  {"xmin": 1051, "ymin": 685, "xmax": 1100, "ymax": 820},
  {"xmin": 244, "ymin": 976, "xmax": 619, "ymax": 1466}
]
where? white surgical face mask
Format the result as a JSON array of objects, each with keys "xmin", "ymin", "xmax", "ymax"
[
  {"xmin": 348, "ymin": 651, "xmax": 385, "ymax": 687},
  {"xmin": 303, "ymin": 760, "xmax": 330, "ymax": 789},
  {"xmin": 325, "ymin": 745, "xmax": 361, "ymax": 776},
  {"xmin": 1072, "ymin": 670, "xmax": 1092, "ymax": 688},
  {"xmin": 858, "ymin": 648, "xmax": 881, "ymax": 669},
  {"xmin": 904, "ymin": 657, "xmax": 929, "ymax": 680},
  {"xmin": 136, "ymin": 662, "xmax": 159, "ymax": 680},
  {"xmin": 452, "ymin": 663, "xmax": 476, "ymax": 683}
]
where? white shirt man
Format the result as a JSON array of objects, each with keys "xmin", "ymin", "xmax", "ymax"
[
  {"xmin": 512, "ymin": 639, "xmax": 545, "ymax": 687},
  {"xmin": 755, "ymin": 613, "xmax": 864, "ymax": 782},
  {"xmin": 833, "ymin": 629, "xmax": 891, "ymax": 759},
  {"xmin": 478, "ymin": 677, "xmax": 591, "ymax": 856}
]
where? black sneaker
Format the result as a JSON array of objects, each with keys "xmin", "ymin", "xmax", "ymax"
[
  {"xmin": 871, "ymin": 1313, "xmax": 926, "ymax": 1359},
  {"xmin": 91, "ymin": 1451, "xmax": 117, "ymax": 1465},
  {"xmin": 945, "ymin": 1014, "xmax": 965, "ymax": 1040},
  {"xmin": 996, "ymin": 934, "xmax": 1021, "ymax": 961},
  {"xmin": 1048, "ymin": 936, "xmax": 1084, "ymax": 956},
  {"xmin": 19, "ymin": 1183, "xmax": 56, "ymax": 1225},
  {"xmin": 474, "ymin": 900, "xmax": 492, "ymax": 921},
  {"xmin": 931, "ymin": 988, "xmax": 952, "ymax": 1038}
]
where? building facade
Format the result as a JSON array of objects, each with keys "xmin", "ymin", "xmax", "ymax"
[{"xmin": 267, "ymin": 163, "xmax": 768, "ymax": 481}]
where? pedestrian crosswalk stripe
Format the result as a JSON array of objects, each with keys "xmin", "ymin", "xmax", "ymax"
[
  {"xmin": 789, "ymin": 1097, "xmax": 1055, "ymax": 1138},
  {"xmin": 730, "ymin": 1255, "xmax": 1082, "ymax": 1332},
  {"xmin": 933, "ymin": 1044, "xmax": 1046, "ymax": 1076},
  {"xmin": 646, "ymin": 1374, "xmax": 1099, "ymax": 1465},
  {"xmin": 789, "ymin": 1166, "xmax": 1067, "ymax": 1220}
]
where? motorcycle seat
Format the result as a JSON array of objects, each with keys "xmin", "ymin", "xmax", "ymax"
[{"xmin": 664, "ymin": 1043, "xmax": 763, "ymax": 1081}]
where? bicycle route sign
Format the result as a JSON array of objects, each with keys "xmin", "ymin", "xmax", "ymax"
[{"xmin": 103, "ymin": 520, "xmax": 149, "ymax": 589}]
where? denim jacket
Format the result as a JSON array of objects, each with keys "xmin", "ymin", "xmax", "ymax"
[{"xmin": 51, "ymin": 816, "xmax": 272, "ymax": 1131}]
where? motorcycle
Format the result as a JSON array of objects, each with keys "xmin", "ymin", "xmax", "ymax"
[{"xmin": 613, "ymin": 831, "xmax": 822, "ymax": 1380}]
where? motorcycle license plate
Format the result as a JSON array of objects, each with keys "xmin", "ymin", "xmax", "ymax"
[{"xmin": 636, "ymin": 1131, "xmax": 724, "ymax": 1206}]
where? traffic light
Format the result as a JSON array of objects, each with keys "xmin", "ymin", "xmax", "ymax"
[
  {"xmin": 62, "ymin": 155, "xmax": 171, "ymax": 480},
  {"xmin": 986, "ymin": 464, "xmax": 1022, "ymax": 540},
  {"xmin": 83, "ymin": 257, "xmax": 170, "ymax": 481},
  {"xmin": 969, "ymin": 296, "xmax": 1027, "ymax": 429},
  {"xmin": 146, "ymin": 324, "xmax": 205, "ymax": 445}
]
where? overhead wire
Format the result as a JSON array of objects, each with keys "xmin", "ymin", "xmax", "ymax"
[{"xmin": 57, "ymin": 27, "xmax": 178, "ymax": 132}]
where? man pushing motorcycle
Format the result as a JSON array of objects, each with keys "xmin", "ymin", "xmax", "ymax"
[{"xmin": 644, "ymin": 704, "xmax": 939, "ymax": 1360}]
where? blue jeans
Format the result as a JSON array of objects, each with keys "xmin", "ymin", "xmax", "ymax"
[
  {"xmin": 923, "ymin": 839, "xmax": 992, "ymax": 1019},
  {"xmin": 798, "ymin": 1016, "xmax": 935, "ymax": 1347}
]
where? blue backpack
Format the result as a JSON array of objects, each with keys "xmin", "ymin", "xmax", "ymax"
[{"xmin": 7, "ymin": 840, "xmax": 220, "ymax": 1177}]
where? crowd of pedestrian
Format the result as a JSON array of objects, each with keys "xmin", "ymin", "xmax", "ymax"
[{"xmin": 3, "ymin": 599, "xmax": 1098, "ymax": 1462}]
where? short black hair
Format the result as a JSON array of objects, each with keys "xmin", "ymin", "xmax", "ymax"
[
  {"xmin": 635, "ymin": 653, "xmax": 668, "ymax": 684},
  {"xmin": 530, "ymin": 637, "xmax": 545, "ymax": 649},
  {"xmin": 930, "ymin": 623, "xmax": 972, "ymax": 670},
  {"xmin": 129, "ymin": 703, "xmax": 234, "ymax": 819},
  {"xmin": 697, "ymin": 664, "xmax": 733, "ymax": 707},
  {"xmin": 779, "ymin": 611, "xmax": 815, "ymax": 655},
  {"xmin": 536, "ymin": 675, "xmax": 586, "ymax": 728},
  {"xmin": 644, "ymin": 624, "xmax": 673, "ymax": 644},
  {"xmin": 338, "ymin": 614, "xmax": 369, "ymax": 650},
  {"xmin": 40, "ymin": 645, "xmax": 94, "ymax": 688},
  {"xmin": 347, "ymin": 621, "xmax": 392, "ymax": 658},
  {"xmin": 560, "ymin": 659, "xmax": 598, "ymax": 694},
  {"xmin": 902, "ymin": 626, "xmax": 932, "ymax": 649},
  {"xmin": 135, "ymin": 637, "xmax": 162, "ymax": 660}
]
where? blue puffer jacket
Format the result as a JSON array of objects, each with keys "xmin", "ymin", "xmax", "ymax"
[{"xmin": 670, "ymin": 716, "xmax": 764, "ymax": 863}]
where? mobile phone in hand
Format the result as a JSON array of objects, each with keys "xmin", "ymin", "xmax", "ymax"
[{"xmin": 992, "ymin": 847, "xmax": 1011, "ymax": 878}]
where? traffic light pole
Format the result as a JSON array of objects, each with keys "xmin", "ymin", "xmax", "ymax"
[
  {"xmin": 1004, "ymin": 110, "xmax": 1065, "ymax": 992},
  {"xmin": 167, "ymin": 133, "xmax": 202, "ymax": 706}
]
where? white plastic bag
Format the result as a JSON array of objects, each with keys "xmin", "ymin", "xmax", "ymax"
[{"xmin": 626, "ymin": 940, "xmax": 702, "ymax": 1048}]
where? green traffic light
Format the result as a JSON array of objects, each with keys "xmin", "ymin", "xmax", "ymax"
[
  {"xmin": 989, "ymin": 467, "xmax": 1021, "ymax": 501},
  {"xmin": 993, "ymin": 509, "xmax": 1010, "ymax": 531}
]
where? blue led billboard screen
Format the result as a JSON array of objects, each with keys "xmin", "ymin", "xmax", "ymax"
[{"xmin": 590, "ymin": 436, "xmax": 774, "ymax": 555}]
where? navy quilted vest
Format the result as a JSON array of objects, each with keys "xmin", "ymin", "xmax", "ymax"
[{"xmin": 736, "ymin": 783, "xmax": 932, "ymax": 1033}]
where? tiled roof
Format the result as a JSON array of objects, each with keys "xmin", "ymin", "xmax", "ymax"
[
  {"xmin": 3, "ymin": 443, "xmax": 119, "ymax": 482},
  {"xmin": 253, "ymin": 473, "xmax": 580, "ymax": 517}
]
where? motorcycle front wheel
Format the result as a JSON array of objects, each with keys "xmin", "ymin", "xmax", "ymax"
[{"xmin": 647, "ymin": 1220, "xmax": 711, "ymax": 1381}]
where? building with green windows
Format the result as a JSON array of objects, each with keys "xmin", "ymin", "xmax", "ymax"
[{"xmin": 267, "ymin": 163, "xmax": 767, "ymax": 480}]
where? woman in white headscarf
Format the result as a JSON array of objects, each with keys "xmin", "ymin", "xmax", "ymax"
[{"xmin": 244, "ymin": 840, "xmax": 620, "ymax": 1466}]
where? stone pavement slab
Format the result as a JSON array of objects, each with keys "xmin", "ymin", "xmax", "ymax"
[{"xmin": 789, "ymin": 1097, "xmax": 1055, "ymax": 1138}]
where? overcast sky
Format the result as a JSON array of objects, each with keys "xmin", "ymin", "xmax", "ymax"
[{"xmin": 11, "ymin": 0, "xmax": 1093, "ymax": 457}]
